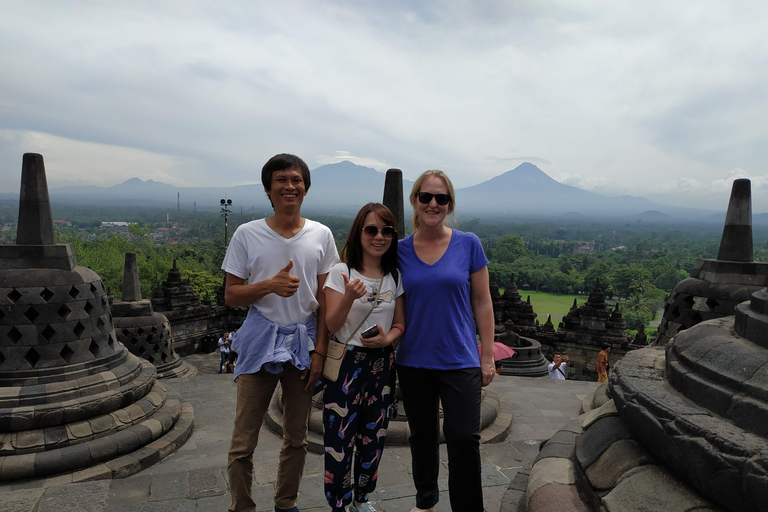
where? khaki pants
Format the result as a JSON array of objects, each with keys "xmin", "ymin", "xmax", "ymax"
[{"xmin": 227, "ymin": 364, "xmax": 313, "ymax": 512}]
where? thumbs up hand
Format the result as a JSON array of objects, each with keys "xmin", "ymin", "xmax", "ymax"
[
  {"xmin": 342, "ymin": 272, "xmax": 367, "ymax": 301},
  {"xmin": 271, "ymin": 259, "xmax": 301, "ymax": 297}
]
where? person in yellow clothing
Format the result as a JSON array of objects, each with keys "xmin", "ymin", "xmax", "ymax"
[{"xmin": 597, "ymin": 343, "xmax": 610, "ymax": 383}]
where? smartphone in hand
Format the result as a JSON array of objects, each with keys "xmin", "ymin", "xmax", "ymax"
[{"xmin": 361, "ymin": 325, "xmax": 379, "ymax": 339}]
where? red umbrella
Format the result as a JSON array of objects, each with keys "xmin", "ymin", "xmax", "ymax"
[{"xmin": 478, "ymin": 342, "xmax": 516, "ymax": 361}]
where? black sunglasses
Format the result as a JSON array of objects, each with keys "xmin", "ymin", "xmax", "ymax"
[
  {"xmin": 417, "ymin": 192, "xmax": 451, "ymax": 205},
  {"xmin": 362, "ymin": 225, "xmax": 396, "ymax": 239}
]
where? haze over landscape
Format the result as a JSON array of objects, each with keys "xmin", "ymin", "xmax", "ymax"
[{"xmin": 2, "ymin": 2, "xmax": 767, "ymax": 211}]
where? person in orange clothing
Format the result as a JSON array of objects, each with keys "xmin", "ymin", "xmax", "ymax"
[{"xmin": 597, "ymin": 343, "xmax": 611, "ymax": 383}]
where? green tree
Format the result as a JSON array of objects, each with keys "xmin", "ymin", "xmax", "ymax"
[{"xmin": 493, "ymin": 234, "xmax": 526, "ymax": 263}]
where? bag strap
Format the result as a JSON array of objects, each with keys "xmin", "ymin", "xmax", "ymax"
[{"xmin": 340, "ymin": 272, "xmax": 384, "ymax": 345}]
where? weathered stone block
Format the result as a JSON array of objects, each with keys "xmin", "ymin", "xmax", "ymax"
[
  {"xmin": 528, "ymin": 482, "xmax": 588, "ymax": 512},
  {"xmin": 584, "ymin": 439, "xmax": 651, "ymax": 490},
  {"xmin": 602, "ymin": 465, "xmax": 714, "ymax": 512},
  {"xmin": 575, "ymin": 416, "xmax": 633, "ymax": 470}
]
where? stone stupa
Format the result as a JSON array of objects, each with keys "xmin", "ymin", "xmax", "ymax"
[
  {"xmin": 656, "ymin": 179, "xmax": 768, "ymax": 345},
  {"xmin": 111, "ymin": 252, "xmax": 196, "ymax": 379},
  {"xmin": 0, "ymin": 154, "xmax": 193, "ymax": 482}
]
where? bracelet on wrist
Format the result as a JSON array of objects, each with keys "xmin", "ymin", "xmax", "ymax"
[
  {"xmin": 312, "ymin": 351, "xmax": 326, "ymax": 358},
  {"xmin": 391, "ymin": 325, "xmax": 404, "ymax": 336}
]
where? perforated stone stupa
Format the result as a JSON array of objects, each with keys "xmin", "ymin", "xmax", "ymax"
[
  {"xmin": 111, "ymin": 252, "xmax": 196, "ymax": 379},
  {"xmin": 656, "ymin": 179, "xmax": 768, "ymax": 345},
  {"xmin": 0, "ymin": 154, "xmax": 193, "ymax": 482}
]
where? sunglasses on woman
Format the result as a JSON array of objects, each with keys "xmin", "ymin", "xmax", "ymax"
[
  {"xmin": 362, "ymin": 225, "xmax": 397, "ymax": 239},
  {"xmin": 417, "ymin": 192, "xmax": 451, "ymax": 205}
]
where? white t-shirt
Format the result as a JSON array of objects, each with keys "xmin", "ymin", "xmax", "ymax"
[
  {"xmin": 324, "ymin": 263, "xmax": 404, "ymax": 348},
  {"xmin": 222, "ymin": 218, "xmax": 339, "ymax": 326},
  {"xmin": 548, "ymin": 361, "xmax": 567, "ymax": 380}
]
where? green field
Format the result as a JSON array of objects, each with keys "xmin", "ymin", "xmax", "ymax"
[{"xmin": 500, "ymin": 290, "xmax": 587, "ymax": 321}]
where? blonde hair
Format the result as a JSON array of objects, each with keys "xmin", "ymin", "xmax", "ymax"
[{"xmin": 409, "ymin": 170, "xmax": 457, "ymax": 231}]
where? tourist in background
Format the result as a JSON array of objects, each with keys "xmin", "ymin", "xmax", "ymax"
[
  {"xmin": 218, "ymin": 332, "xmax": 230, "ymax": 374},
  {"xmin": 596, "ymin": 344, "xmax": 610, "ymax": 383},
  {"xmin": 222, "ymin": 153, "xmax": 339, "ymax": 512},
  {"xmin": 548, "ymin": 352, "xmax": 569, "ymax": 380},
  {"xmin": 323, "ymin": 203, "xmax": 405, "ymax": 512},
  {"xmin": 397, "ymin": 170, "xmax": 495, "ymax": 512}
]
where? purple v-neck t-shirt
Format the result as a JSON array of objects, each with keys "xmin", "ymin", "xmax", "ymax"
[{"xmin": 397, "ymin": 229, "xmax": 489, "ymax": 369}]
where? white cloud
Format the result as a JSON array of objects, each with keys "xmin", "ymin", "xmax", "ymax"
[
  {"xmin": 1, "ymin": 1, "xmax": 768, "ymax": 209},
  {"xmin": 0, "ymin": 130, "xmax": 204, "ymax": 189},
  {"xmin": 315, "ymin": 151, "xmax": 392, "ymax": 172}
]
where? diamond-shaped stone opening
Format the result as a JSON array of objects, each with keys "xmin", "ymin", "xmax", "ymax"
[
  {"xmin": 73, "ymin": 322, "xmax": 86, "ymax": 337},
  {"xmin": 161, "ymin": 352, "xmax": 168, "ymax": 363},
  {"xmin": 121, "ymin": 328, "xmax": 131, "ymax": 337},
  {"xmin": 137, "ymin": 327, "xmax": 144, "ymax": 336},
  {"xmin": 706, "ymin": 298, "xmax": 720, "ymax": 311},
  {"xmin": 146, "ymin": 334, "xmax": 154, "ymax": 343},
  {"xmin": 0, "ymin": 309, "xmax": 5, "ymax": 322},
  {"xmin": 41, "ymin": 325, "xmax": 56, "ymax": 342},
  {"xmin": 7, "ymin": 289, "xmax": 22, "ymax": 303},
  {"xmin": 102, "ymin": 297, "xmax": 108, "ymax": 308},
  {"xmin": 23, "ymin": 307, "xmax": 40, "ymax": 323},
  {"xmin": 89, "ymin": 340, "xmax": 100, "ymax": 358},
  {"xmin": 39, "ymin": 288, "xmax": 55, "ymax": 302},
  {"xmin": 84, "ymin": 301, "xmax": 94, "ymax": 315},
  {"xmin": 68, "ymin": 286, "xmax": 80, "ymax": 300},
  {"xmin": 57, "ymin": 304, "xmax": 71, "ymax": 320},
  {"xmin": 90, "ymin": 283, "xmax": 98, "ymax": 295},
  {"xmin": 0, "ymin": 350, "xmax": 5, "ymax": 366},
  {"xmin": 128, "ymin": 336, "xmax": 138, "ymax": 347},
  {"xmin": 59, "ymin": 344, "xmax": 75, "ymax": 363},
  {"xmin": 682, "ymin": 295, "xmax": 695, "ymax": 308},
  {"xmin": 690, "ymin": 311, "xmax": 703, "ymax": 324},
  {"xmin": 108, "ymin": 334, "xmax": 116, "ymax": 347},
  {"xmin": 96, "ymin": 317, "xmax": 105, "ymax": 331},
  {"xmin": 7, "ymin": 327, "xmax": 23, "ymax": 344},
  {"xmin": 24, "ymin": 347, "xmax": 41, "ymax": 368},
  {"xmin": 138, "ymin": 345, "xmax": 147, "ymax": 355},
  {"xmin": 151, "ymin": 326, "xmax": 158, "ymax": 333}
]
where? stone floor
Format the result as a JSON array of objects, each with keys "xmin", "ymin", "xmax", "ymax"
[{"xmin": 0, "ymin": 351, "xmax": 600, "ymax": 512}]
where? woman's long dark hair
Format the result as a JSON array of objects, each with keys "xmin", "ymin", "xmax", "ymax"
[{"xmin": 341, "ymin": 203, "xmax": 399, "ymax": 277}]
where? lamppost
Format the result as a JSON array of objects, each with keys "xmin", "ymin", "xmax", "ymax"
[{"xmin": 220, "ymin": 198, "xmax": 232, "ymax": 246}]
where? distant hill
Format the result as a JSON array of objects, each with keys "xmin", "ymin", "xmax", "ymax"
[
  {"xmin": 0, "ymin": 160, "xmax": 726, "ymax": 221},
  {"xmin": 454, "ymin": 163, "xmax": 714, "ymax": 220},
  {"xmin": 636, "ymin": 210, "xmax": 672, "ymax": 220}
]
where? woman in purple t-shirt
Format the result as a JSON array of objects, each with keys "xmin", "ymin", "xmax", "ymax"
[{"xmin": 397, "ymin": 170, "xmax": 496, "ymax": 512}]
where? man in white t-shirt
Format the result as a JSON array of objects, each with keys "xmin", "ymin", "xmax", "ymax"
[
  {"xmin": 548, "ymin": 352, "xmax": 569, "ymax": 380},
  {"xmin": 221, "ymin": 154, "xmax": 339, "ymax": 512}
]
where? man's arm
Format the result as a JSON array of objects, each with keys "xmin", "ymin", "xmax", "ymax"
[
  {"xmin": 224, "ymin": 260, "xmax": 300, "ymax": 307},
  {"xmin": 305, "ymin": 273, "xmax": 329, "ymax": 391}
]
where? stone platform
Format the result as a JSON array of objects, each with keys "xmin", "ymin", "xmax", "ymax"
[{"xmin": 0, "ymin": 350, "xmax": 599, "ymax": 512}]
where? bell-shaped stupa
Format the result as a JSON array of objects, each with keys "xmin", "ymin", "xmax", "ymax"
[{"xmin": 0, "ymin": 154, "xmax": 193, "ymax": 482}]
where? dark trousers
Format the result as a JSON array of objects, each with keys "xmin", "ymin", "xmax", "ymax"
[
  {"xmin": 323, "ymin": 345, "xmax": 394, "ymax": 510},
  {"xmin": 397, "ymin": 365, "xmax": 483, "ymax": 512}
]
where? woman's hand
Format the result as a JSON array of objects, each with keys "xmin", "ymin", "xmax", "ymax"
[
  {"xmin": 342, "ymin": 273, "xmax": 367, "ymax": 300},
  {"xmin": 360, "ymin": 323, "xmax": 391, "ymax": 348},
  {"xmin": 481, "ymin": 353, "xmax": 495, "ymax": 386}
]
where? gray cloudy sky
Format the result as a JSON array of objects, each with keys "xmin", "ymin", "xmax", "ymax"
[{"xmin": 2, "ymin": 1, "xmax": 767, "ymax": 211}]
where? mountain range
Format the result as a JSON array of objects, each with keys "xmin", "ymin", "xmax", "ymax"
[{"xmin": 0, "ymin": 161, "xmax": 741, "ymax": 222}]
